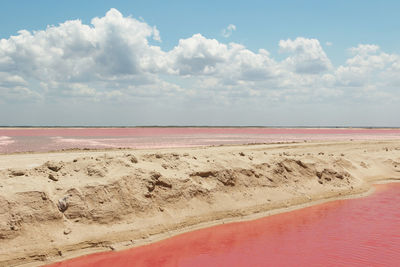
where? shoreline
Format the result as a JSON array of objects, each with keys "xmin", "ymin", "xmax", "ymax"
[
  {"xmin": 0, "ymin": 138, "xmax": 398, "ymax": 156},
  {"xmin": 1, "ymin": 140, "xmax": 400, "ymax": 266},
  {"xmin": 43, "ymin": 182, "xmax": 378, "ymax": 266},
  {"xmin": 2, "ymin": 126, "xmax": 400, "ymax": 129},
  {"xmin": 43, "ymin": 179, "xmax": 400, "ymax": 267}
]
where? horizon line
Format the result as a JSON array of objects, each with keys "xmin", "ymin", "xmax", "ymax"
[{"xmin": 1, "ymin": 125, "xmax": 400, "ymax": 129}]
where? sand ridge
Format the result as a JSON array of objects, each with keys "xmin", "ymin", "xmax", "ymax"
[{"xmin": 0, "ymin": 140, "xmax": 400, "ymax": 266}]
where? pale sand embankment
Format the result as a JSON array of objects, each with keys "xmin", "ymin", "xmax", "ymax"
[{"xmin": 1, "ymin": 140, "xmax": 400, "ymax": 266}]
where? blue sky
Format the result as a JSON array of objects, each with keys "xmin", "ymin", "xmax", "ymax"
[
  {"xmin": 2, "ymin": 0, "xmax": 400, "ymax": 64},
  {"xmin": 0, "ymin": 1, "xmax": 399, "ymax": 126}
]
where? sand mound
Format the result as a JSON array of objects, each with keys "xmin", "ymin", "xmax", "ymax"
[{"xmin": 0, "ymin": 140, "xmax": 400, "ymax": 266}]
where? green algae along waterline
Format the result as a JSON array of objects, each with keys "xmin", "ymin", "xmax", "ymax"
[{"xmin": 46, "ymin": 182, "xmax": 400, "ymax": 267}]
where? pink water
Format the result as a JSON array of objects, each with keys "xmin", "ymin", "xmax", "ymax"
[
  {"xmin": 1, "ymin": 128, "xmax": 400, "ymax": 153},
  {"xmin": 47, "ymin": 183, "xmax": 400, "ymax": 267},
  {"xmin": 47, "ymin": 183, "xmax": 400, "ymax": 266}
]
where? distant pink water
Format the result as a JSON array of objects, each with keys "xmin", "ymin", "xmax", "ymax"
[
  {"xmin": 1, "ymin": 128, "xmax": 400, "ymax": 153},
  {"xmin": 48, "ymin": 183, "xmax": 400, "ymax": 267}
]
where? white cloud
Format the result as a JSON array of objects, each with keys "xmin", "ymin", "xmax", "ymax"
[
  {"xmin": 279, "ymin": 37, "xmax": 332, "ymax": 74},
  {"xmin": 336, "ymin": 44, "xmax": 400, "ymax": 89},
  {"xmin": 0, "ymin": 8, "xmax": 174, "ymax": 102},
  {"xmin": 167, "ymin": 34, "xmax": 281, "ymax": 87},
  {"xmin": 0, "ymin": 9, "xmax": 164, "ymax": 79},
  {"xmin": 0, "ymin": 8, "xmax": 399, "ymax": 111},
  {"xmin": 222, "ymin": 24, "xmax": 236, "ymax": 38},
  {"xmin": 0, "ymin": 72, "xmax": 27, "ymax": 87},
  {"xmin": 218, "ymin": 45, "xmax": 280, "ymax": 84},
  {"xmin": 349, "ymin": 44, "xmax": 380, "ymax": 55},
  {"xmin": 168, "ymin": 34, "xmax": 229, "ymax": 76},
  {"xmin": 325, "ymin": 41, "xmax": 333, "ymax": 46}
]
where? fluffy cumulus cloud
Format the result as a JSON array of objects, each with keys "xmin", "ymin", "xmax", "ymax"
[
  {"xmin": 167, "ymin": 34, "xmax": 279, "ymax": 84},
  {"xmin": 0, "ymin": 8, "xmax": 165, "ymax": 80},
  {"xmin": 0, "ymin": 8, "xmax": 169, "ymax": 101},
  {"xmin": 279, "ymin": 37, "xmax": 332, "ymax": 74},
  {"xmin": 335, "ymin": 45, "xmax": 400, "ymax": 92},
  {"xmin": 167, "ymin": 34, "xmax": 229, "ymax": 76},
  {"xmin": 0, "ymin": 8, "xmax": 399, "ymax": 108}
]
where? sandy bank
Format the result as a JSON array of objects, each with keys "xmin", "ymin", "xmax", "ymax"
[{"xmin": 1, "ymin": 140, "xmax": 400, "ymax": 266}]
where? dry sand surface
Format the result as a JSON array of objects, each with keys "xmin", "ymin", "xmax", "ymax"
[{"xmin": 1, "ymin": 140, "xmax": 400, "ymax": 266}]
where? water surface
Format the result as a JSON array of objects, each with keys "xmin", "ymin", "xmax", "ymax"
[
  {"xmin": 48, "ymin": 183, "xmax": 400, "ymax": 267},
  {"xmin": 1, "ymin": 127, "xmax": 400, "ymax": 153}
]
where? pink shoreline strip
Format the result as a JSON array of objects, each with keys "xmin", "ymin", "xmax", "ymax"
[{"xmin": 1, "ymin": 128, "xmax": 400, "ymax": 137}]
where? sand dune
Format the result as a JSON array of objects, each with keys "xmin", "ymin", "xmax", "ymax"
[{"xmin": 1, "ymin": 140, "xmax": 400, "ymax": 266}]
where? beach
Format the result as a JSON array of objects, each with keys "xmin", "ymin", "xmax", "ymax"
[{"xmin": 1, "ymin": 138, "xmax": 400, "ymax": 266}]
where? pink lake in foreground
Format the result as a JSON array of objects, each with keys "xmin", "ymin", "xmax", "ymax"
[
  {"xmin": 1, "ymin": 127, "xmax": 400, "ymax": 153},
  {"xmin": 48, "ymin": 183, "xmax": 400, "ymax": 267}
]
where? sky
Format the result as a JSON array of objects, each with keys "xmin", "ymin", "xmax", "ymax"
[{"xmin": 0, "ymin": 0, "xmax": 399, "ymax": 126}]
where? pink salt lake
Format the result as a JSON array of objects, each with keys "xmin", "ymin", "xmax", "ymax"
[
  {"xmin": 1, "ymin": 127, "xmax": 400, "ymax": 153},
  {"xmin": 47, "ymin": 183, "xmax": 400, "ymax": 267}
]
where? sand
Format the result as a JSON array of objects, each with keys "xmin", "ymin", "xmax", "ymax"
[{"xmin": 1, "ymin": 140, "xmax": 400, "ymax": 266}]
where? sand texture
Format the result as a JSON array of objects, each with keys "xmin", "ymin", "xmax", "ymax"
[{"xmin": 1, "ymin": 140, "xmax": 400, "ymax": 266}]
